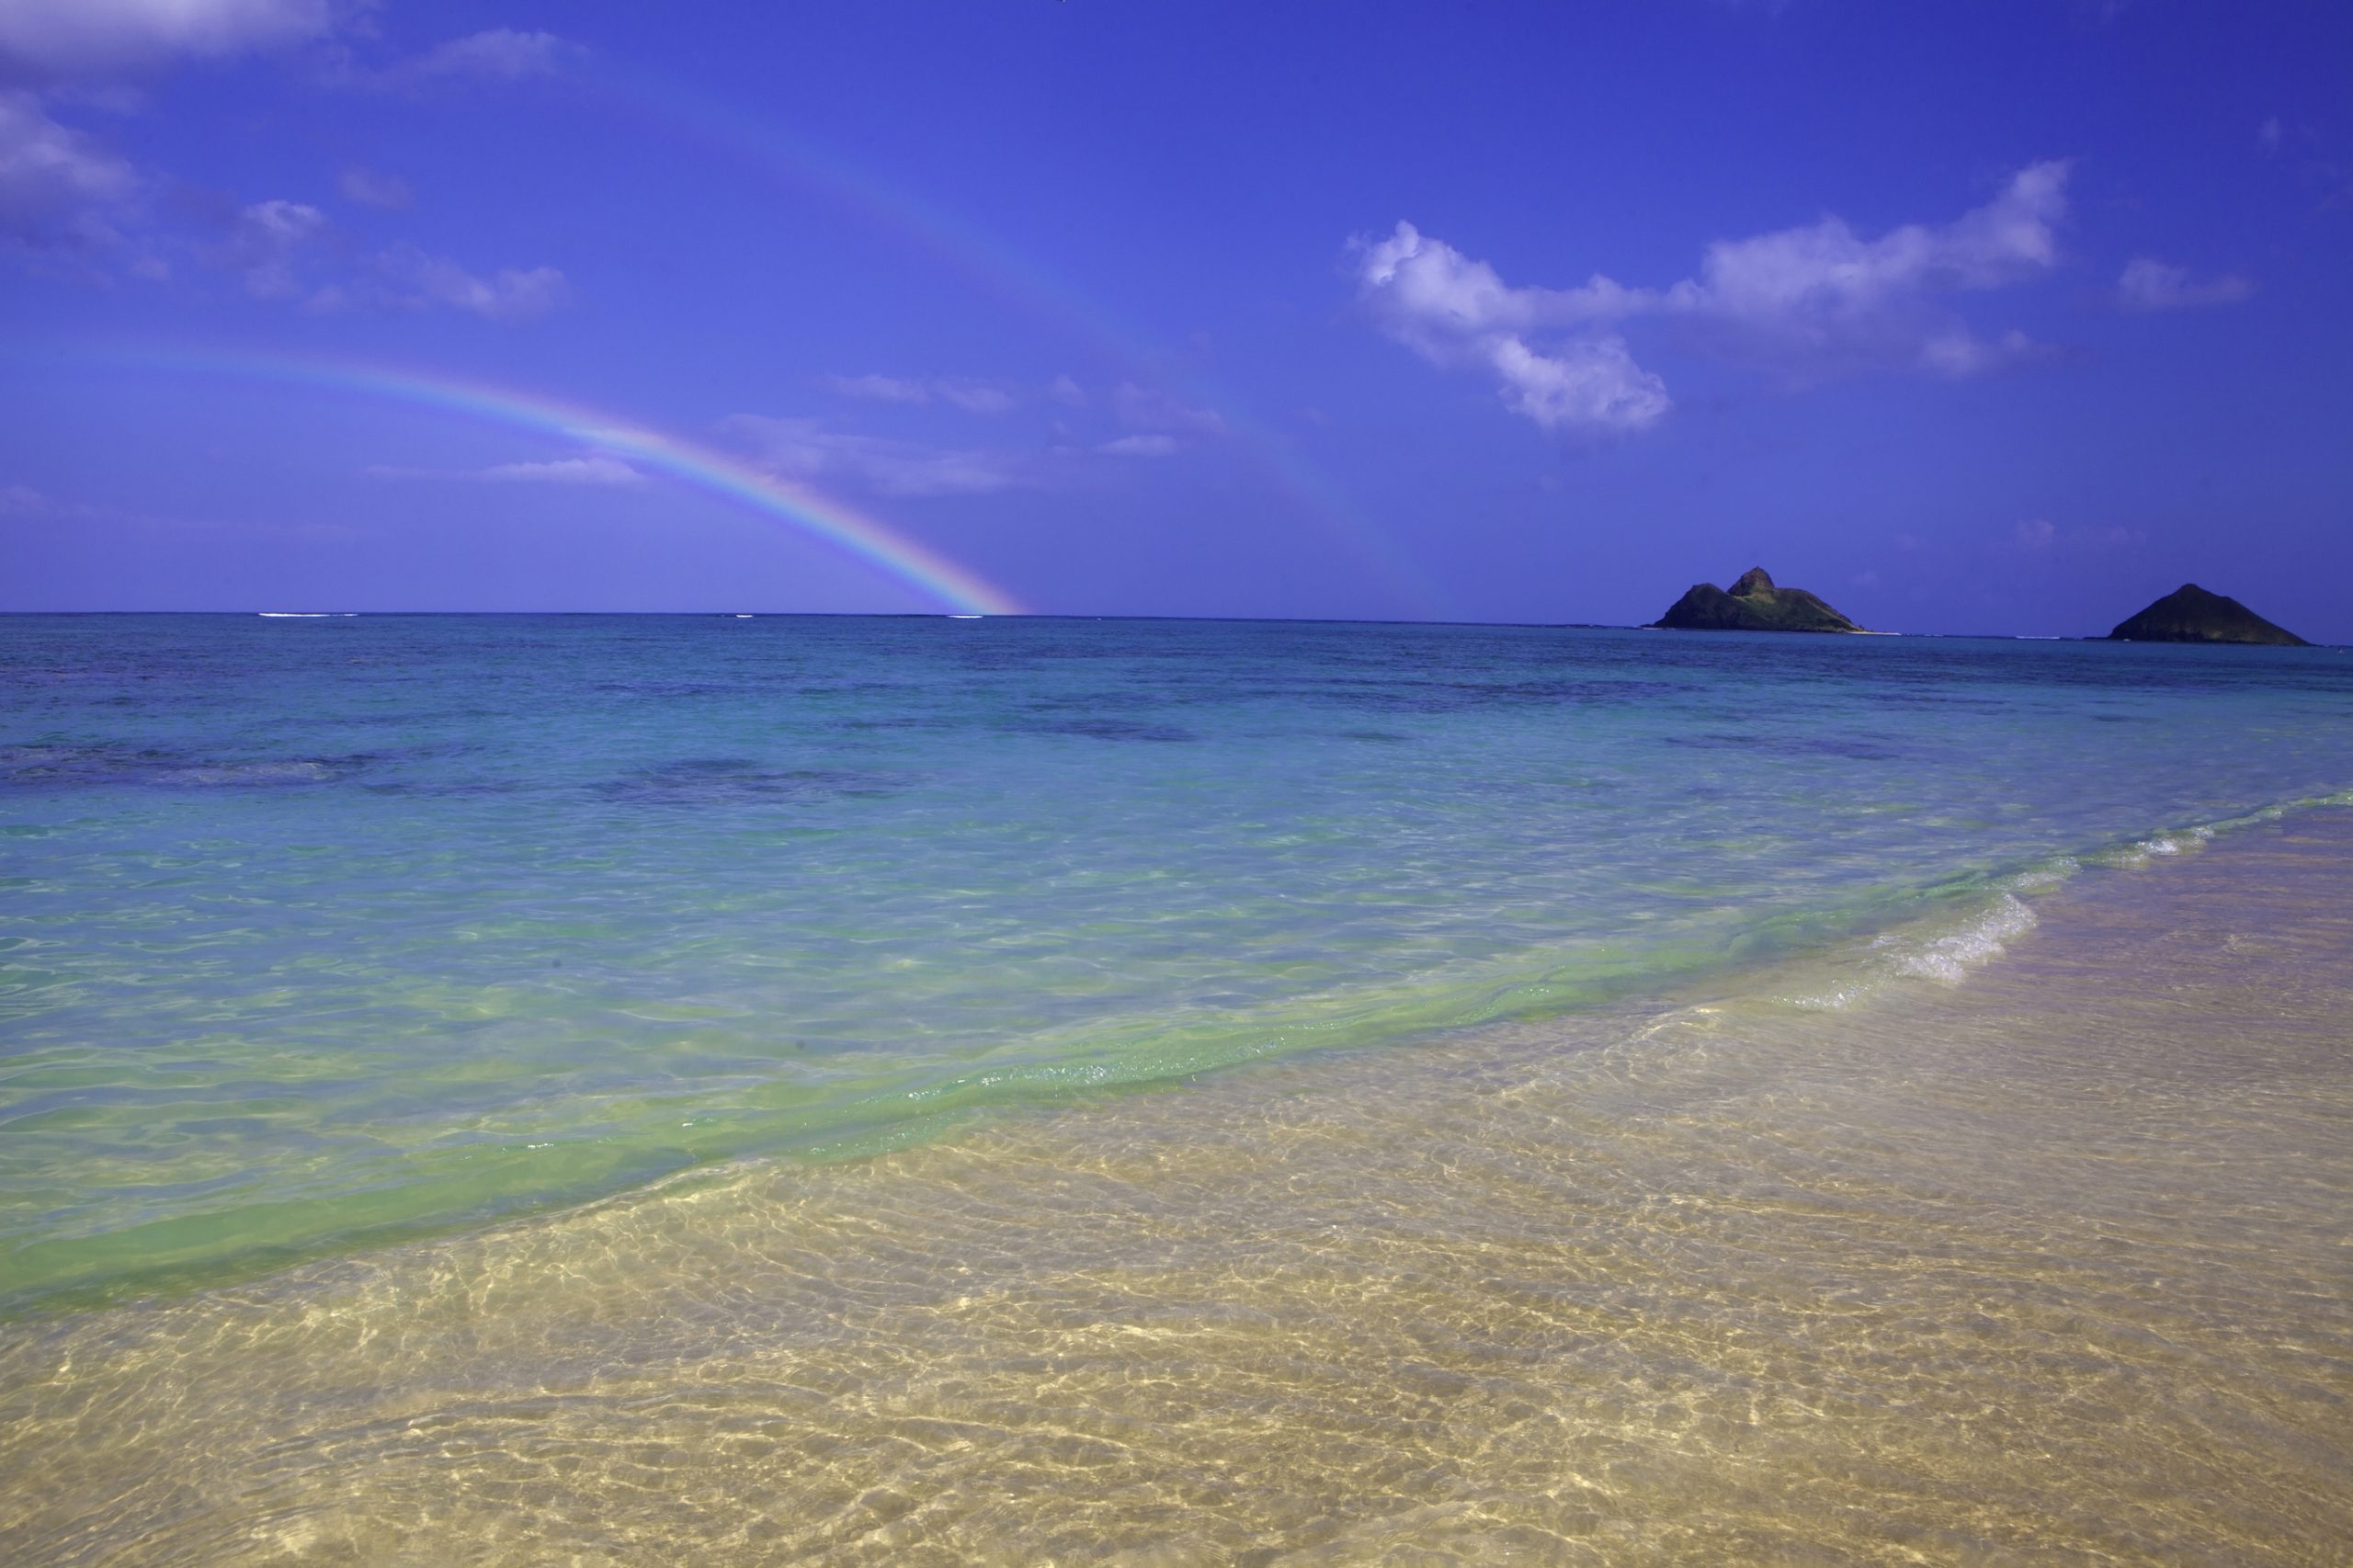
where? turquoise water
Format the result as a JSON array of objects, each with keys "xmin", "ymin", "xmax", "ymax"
[{"xmin": 4, "ymin": 614, "xmax": 2349, "ymax": 1312}]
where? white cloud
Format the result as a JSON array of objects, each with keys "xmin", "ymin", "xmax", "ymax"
[
  {"xmin": 1487, "ymin": 334, "xmax": 1669, "ymax": 433},
  {"xmin": 375, "ymin": 244, "xmax": 567, "ymax": 319},
  {"xmin": 199, "ymin": 207, "xmax": 567, "ymax": 318},
  {"xmin": 480, "ymin": 455, "xmax": 642, "ymax": 485},
  {"xmin": 0, "ymin": 0, "xmax": 336, "ymax": 77},
  {"xmin": 1097, "ymin": 433, "xmax": 1178, "ymax": 458},
  {"xmin": 2259, "ymin": 116, "xmax": 2283, "ymax": 153},
  {"xmin": 2115, "ymin": 256, "xmax": 2254, "ymax": 312},
  {"xmin": 1353, "ymin": 221, "xmax": 1672, "ymax": 433},
  {"xmin": 935, "ymin": 379, "xmax": 1016, "ymax": 415},
  {"xmin": 0, "ymin": 481, "xmax": 46, "ymax": 513},
  {"xmin": 1049, "ymin": 373, "xmax": 1087, "ymax": 407},
  {"xmin": 2009, "ymin": 517, "xmax": 2143, "ymax": 556},
  {"xmin": 824, "ymin": 373, "xmax": 1018, "ymax": 414},
  {"xmin": 1351, "ymin": 162, "xmax": 2071, "ymax": 432},
  {"xmin": 375, "ymin": 29, "xmax": 584, "ymax": 86},
  {"xmin": 0, "ymin": 89, "xmax": 139, "ymax": 249},
  {"xmin": 727, "ymin": 415, "xmax": 1032, "ymax": 498},
  {"xmin": 1109, "ymin": 381, "xmax": 1225, "ymax": 436},
  {"xmin": 337, "ymin": 165, "xmax": 411, "ymax": 210},
  {"xmin": 825, "ymin": 373, "xmax": 931, "ymax": 404},
  {"xmin": 221, "ymin": 196, "xmax": 326, "ymax": 298},
  {"xmin": 367, "ymin": 455, "xmax": 644, "ymax": 486},
  {"xmin": 1918, "ymin": 327, "xmax": 2040, "ymax": 378}
]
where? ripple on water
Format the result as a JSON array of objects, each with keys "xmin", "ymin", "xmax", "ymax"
[{"xmin": 1, "ymin": 818, "xmax": 2347, "ymax": 1564}]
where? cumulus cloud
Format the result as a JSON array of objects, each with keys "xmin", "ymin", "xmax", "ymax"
[
  {"xmin": 337, "ymin": 165, "xmax": 411, "ymax": 210},
  {"xmin": 726, "ymin": 415, "xmax": 1033, "ymax": 499},
  {"xmin": 0, "ymin": 0, "xmax": 337, "ymax": 78},
  {"xmin": 1487, "ymin": 335, "xmax": 1671, "ymax": 433},
  {"xmin": 824, "ymin": 373, "xmax": 1018, "ymax": 414},
  {"xmin": 0, "ymin": 89, "xmax": 140, "ymax": 249},
  {"xmin": 1352, "ymin": 161, "xmax": 2072, "ymax": 433},
  {"xmin": 2115, "ymin": 256, "xmax": 2254, "ymax": 312},
  {"xmin": 1353, "ymin": 221, "xmax": 1670, "ymax": 434}
]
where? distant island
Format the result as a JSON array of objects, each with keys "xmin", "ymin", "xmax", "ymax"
[
  {"xmin": 1650, "ymin": 567, "xmax": 1864, "ymax": 633},
  {"xmin": 2108, "ymin": 584, "xmax": 2308, "ymax": 647}
]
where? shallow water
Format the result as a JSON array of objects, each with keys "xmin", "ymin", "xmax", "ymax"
[
  {"xmin": 2, "ymin": 810, "xmax": 2347, "ymax": 1564},
  {"xmin": 6, "ymin": 615, "xmax": 2352, "ymax": 1312}
]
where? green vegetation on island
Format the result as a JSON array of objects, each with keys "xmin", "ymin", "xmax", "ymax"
[
  {"xmin": 1649, "ymin": 567, "xmax": 1864, "ymax": 633},
  {"xmin": 2107, "ymin": 584, "xmax": 2308, "ymax": 646}
]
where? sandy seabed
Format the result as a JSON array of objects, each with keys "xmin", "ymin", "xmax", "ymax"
[{"xmin": 4, "ymin": 813, "xmax": 2350, "ymax": 1565}]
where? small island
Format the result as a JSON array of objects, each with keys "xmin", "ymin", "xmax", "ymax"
[
  {"xmin": 1650, "ymin": 567, "xmax": 1864, "ymax": 633},
  {"xmin": 2107, "ymin": 584, "xmax": 2308, "ymax": 647}
]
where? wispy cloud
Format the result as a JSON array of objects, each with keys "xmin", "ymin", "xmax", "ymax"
[
  {"xmin": 1351, "ymin": 161, "xmax": 2071, "ymax": 433},
  {"xmin": 216, "ymin": 195, "xmax": 325, "ymax": 297},
  {"xmin": 373, "ymin": 243, "xmax": 567, "ymax": 319},
  {"xmin": 2115, "ymin": 256, "xmax": 2254, "ymax": 312},
  {"xmin": 1108, "ymin": 381, "xmax": 1225, "ymax": 436},
  {"xmin": 824, "ymin": 373, "xmax": 1020, "ymax": 415},
  {"xmin": 367, "ymin": 454, "xmax": 644, "ymax": 486},
  {"xmin": 0, "ymin": 88, "xmax": 141, "ymax": 252},
  {"xmin": 336, "ymin": 165, "xmax": 411, "ymax": 210},
  {"xmin": 726, "ymin": 415, "xmax": 1035, "ymax": 498},
  {"xmin": 199, "ymin": 198, "xmax": 567, "ymax": 317},
  {"xmin": 1097, "ymin": 434, "xmax": 1178, "ymax": 458},
  {"xmin": 369, "ymin": 28, "xmax": 585, "ymax": 88},
  {"xmin": 757, "ymin": 372, "xmax": 1233, "ymax": 492},
  {"xmin": 2011, "ymin": 517, "xmax": 2143, "ymax": 555},
  {"xmin": 0, "ymin": 0, "xmax": 340, "ymax": 79},
  {"xmin": 480, "ymin": 455, "xmax": 641, "ymax": 485}
]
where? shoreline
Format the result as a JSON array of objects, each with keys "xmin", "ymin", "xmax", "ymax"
[
  {"xmin": 6, "ymin": 784, "xmax": 2347, "ymax": 1323},
  {"xmin": 6, "ymin": 808, "xmax": 2349, "ymax": 1562}
]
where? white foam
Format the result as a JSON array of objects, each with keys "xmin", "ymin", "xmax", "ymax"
[
  {"xmin": 1891, "ymin": 893, "xmax": 2038, "ymax": 984},
  {"xmin": 2006, "ymin": 857, "xmax": 2079, "ymax": 893}
]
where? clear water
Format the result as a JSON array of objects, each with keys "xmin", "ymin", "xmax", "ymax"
[
  {"xmin": 5, "ymin": 614, "xmax": 2351, "ymax": 1313},
  {"xmin": 4, "ymin": 812, "xmax": 2348, "ymax": 1564}
]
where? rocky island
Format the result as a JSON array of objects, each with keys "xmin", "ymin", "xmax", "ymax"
[
  {"xmin": 2107, "ymin": 584, "xmax": 2308, "ymax": 646},
  {"xmin": 1650, "ymin": 567, "xmax": 1864, "ymax": 633}
]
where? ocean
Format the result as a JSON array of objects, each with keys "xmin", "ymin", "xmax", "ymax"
[{"xmin": 3, "ymin": 615, "xmax": 2349, "ymax": 1562}]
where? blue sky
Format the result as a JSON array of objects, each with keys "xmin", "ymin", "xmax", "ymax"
[{"xmin": 3, "ymin": 1, "xmax": 2348, "ymax": 637}]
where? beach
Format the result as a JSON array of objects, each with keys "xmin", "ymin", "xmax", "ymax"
[
  {"xmin": 3, "ymin": 616, "xmax": 2350, "ymax": 1562},
  {"xmin": 4, "ymin": 785, "xmax": 2350, "ymax": 1562}
]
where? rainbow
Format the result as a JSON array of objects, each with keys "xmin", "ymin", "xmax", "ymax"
[
  {"xmin": 95, "ymin": 347, "xmax": 1027, "ymax": 617},
  {"xmin": 591, "ymin": 63, "xmax": 1453, "ymax": 620}
]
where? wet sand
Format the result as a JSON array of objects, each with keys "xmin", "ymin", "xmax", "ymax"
[{"xmin": 4, "ymin": 812, "xmax": 2349, "ymax": 1564}]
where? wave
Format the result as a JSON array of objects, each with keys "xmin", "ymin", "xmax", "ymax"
[{"xmin": 1778, "ymin": 788, "xmax": 2353, "ymax": 1011}]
